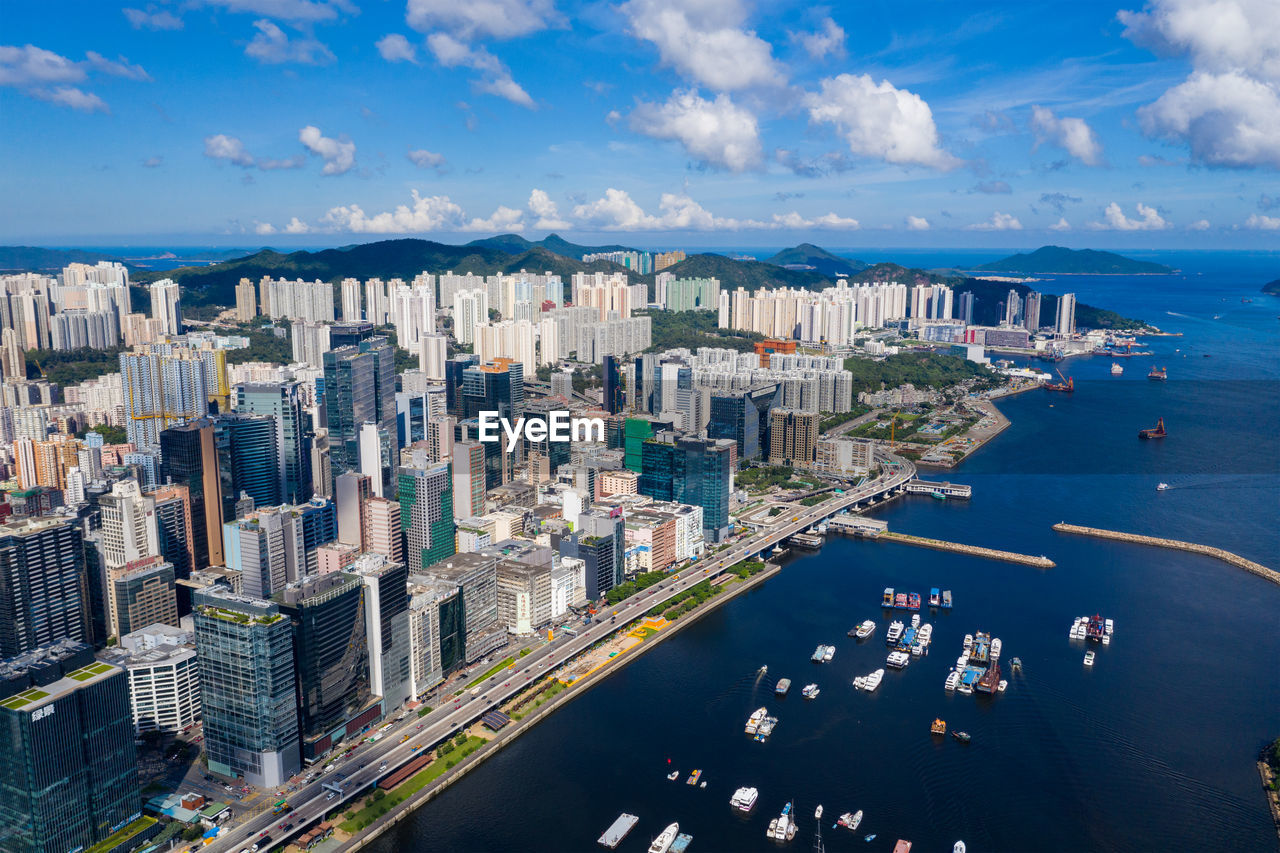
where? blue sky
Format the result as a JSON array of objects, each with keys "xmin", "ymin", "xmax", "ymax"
[{"xmin": 3, "ymin": 0, "xmax": 1280, "ymax": 249}]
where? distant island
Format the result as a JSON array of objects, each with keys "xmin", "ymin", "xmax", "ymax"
[
  {"xmin": 1262, "ymin": 279, "xmax": 1280, "ymax": 295},
  {"xmin": 764, "ymin": 243, "xmax": 868, "ymax": 277},
  {"xmin": 975, "ymin": 245, "xmax": 1175, "ymax": 275}
]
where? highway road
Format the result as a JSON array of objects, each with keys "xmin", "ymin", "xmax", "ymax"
[{"xmin": 210, "ymin": 449, "xmax": 914, "ymax": 853}]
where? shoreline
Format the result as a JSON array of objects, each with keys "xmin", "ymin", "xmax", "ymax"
[{"xmin": 340, "ymin": 562, "xmax": 785, "ymax": 851}]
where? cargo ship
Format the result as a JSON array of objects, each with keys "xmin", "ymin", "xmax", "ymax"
[
  {"xmin": 1138, "ymin": 417, "xmax": 1167, "ymax": 439},
  {"xmin": 929, "ymin": 588, "xmax": 941, "ymax": 607},
  {"xmin": 1148, "ymin": 366, "xmax": 1167, "ymax": 380},
  {"xmin": 775, "ymin": 678, "xmax": 792, "ymax": 697}
]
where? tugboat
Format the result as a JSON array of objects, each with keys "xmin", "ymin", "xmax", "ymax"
[
  {"xmin": 930, "ymin": 718, "xmax": 947, "ymax": 736},
  {"xmin": 952, "ymin": 730, "xmax": 971, "ymax": 744},
  {"xmin": 1139, "ymin": 417, "xmax": 1167, "ymax": 439},
  {"xmin": 1148, "ymin": 366, "xmax": 1167, "ymax": 381}
]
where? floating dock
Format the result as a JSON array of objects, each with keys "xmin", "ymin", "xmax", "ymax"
[
  {"xmin": 598, "ymin": 813, "xmax": 639, "ymax": 849},
  {"xmin": 1052, "ymin": 523, "xmax": 1277, "ymax": 586},
  {"xmin": 879, "ymin": 532, "xmax": 1056, "ymax": 568},
  {"xmin": 671, "ymin": 832, "xmax": 693, "ymax": 853}
]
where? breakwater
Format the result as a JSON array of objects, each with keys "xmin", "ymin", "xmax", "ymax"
[
  {"xmin": 1051, "ymin": 523, "xmax": 1278, "ymax": 586},
  {"xmin": 879, "ymin": 531, "xmax": 1056, "ymax": 568}
]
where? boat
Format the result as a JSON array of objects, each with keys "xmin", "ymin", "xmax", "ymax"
[
  {"xmin": 886, "ymin": 651, "xmax": 910, "ymax": 669},
  {"xmin": 944, "ymin": 670, "xmax": 959, "ymax": 691},
  {"xmin": 686, "ymin": 770, "xmax": 702, "ymax": 786},
  {"xmin": 1084, "ymin": 651, "xmax": 1095, "ymax": 666},
  {"xmin": 1111, "ymin": 362, "xmax": 1123, "ymax": 375},
  {"xmin": 775, "ymin": 678, "xmax": 792, "ymax": 697},
  {"xmin": 952, "ymin": 730, "xmax": 971, "ymax": 743},
  {"xmin": 956, "ymin": 654, "xmax": 969, "ymax": 669},
  {"xmin": 649, "ymin": 822, "xmax": 680, "ymax": 853},
  {"xmin": 823, "ymin": 645, "xmax": 835, "ymax": 662},
  {"xmin": 865, "ymin": 835, "xmax": 876, "ymax": 843},
  {"xmin": 853, "ymin": 620, "xmax": 876, "ymax": 640},
  {"xmin": 759, "ymin": 665, "xmax": 768, "ymax": 676},
  {"xmin": 881, "ymin": 587, "xmax": 894, "ymax": 607},
  {"xmin": 1102, "ymin": 634, "xmax": 1111, "ymax": 645},
  {"xmin": 814, "ymin": 805, "xmax": 824, "ymax": 820},
  {"xmin": 893, "ymin": 841, "xmax": 913, "ymax": 853},
  {"xmin": 929, "ymin": 588, "xmax": 941, "ymax": 607},
  {"xmin": 1148, "ymin": 366, "xmax": 1167, "ymax": 381},
  {"xmin": 998, "ymin": 680, "xmax": 1008, "ymax": 692},
  {"xmin": 699, "ymin": 781, "xmax": 706, "ymax": 789},
  {"xmin": 990, "ymin": 638, "xmax": 1002, "ymax": 660},
  {"xmin": 730, "ymin": 786, "xmax": 759, "ymax": 812},
  {"xmin": 837, "ymin": 811, "xmax": 863, "ymax": 831},
  {"xmin": 1105, "ymin": 619, "xmax": 1114, "ymax": 635},
  {"xmin": 755, "ymin": 717, "xmax": 778, "ymax": 741},
  {"xmin": 1010, "ymin": 657, "xmax": 1022, "ymax": 670},
  {"xmin": 931, "ymin": 718, "xmax": 947, "ymax": 735},
  {"xmin": 963, "ymin": 634, "xmax": 973, "ymax": 650},
  {"xmin": 599, "ymin": 813, "xmax": 641, "ymax": 849},
  {"xmin": 1086, "ymin": 614, "xmax": 1105, "ymax": 641},
  {"xmin": 977, "ymin": 661, "xmax": 1001, "ymax": 693},
  {"xmin": 746, "ymin": 707, "xmax": 768, "ymax": 734},
  {"xmin": 954, "ymin": 843, "xmax": 966, "ymax": 853},
  {"xmin": 1138, "ymin": 417, "xmax": 1167, "ymax": 439},
  {"xmin": 857, "ymin": 669, "xmax": 885, "ymax": 692},
  {"xmin": 907, "ymin": 592, "xmax": 921, "ymax": 610},
  {"xmin": 1156, "ymin": 482, "xmax": 1169, "ymax": 491},
  {"xmin": 893, "ymin": 593, "xmax": 908, "ymax": 609},
  {"xmin": 811, "ymin": 645, "xmax": 826, "ymax": 663},
  {"xmin": 768, "ymin": 802, "xmax": 797, "ymax": 842},
  {"xmin": 885, "ymin": 621, "xmax": 904, "ymax": 645},
  {"xmin": 941, "ymin": 590, "xmax": 953, "ymax": 608},
  {"xmin": 801, "ymin": 683, "xmax": 820, "ymax": 699},
  {"xmin": 917, "ymin": 624, "xmax": 933, "ymax": 643},
  {"xmin": 667, "ymin": 770, "xmax": 680, "ymax": 781},
  {"xmin": 670, "ymin": 834, "xmax": 693, "ymax": 853},
  {"xmin": 931, "ymin": 491, "xmax": 947, "ymax": 500}
]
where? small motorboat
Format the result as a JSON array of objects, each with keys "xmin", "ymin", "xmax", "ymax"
[
  {"xmin": 836, "ymin": 810, "xmax": 863, "ymax": 831},
  {"xmin": 1156, "ymin": 483, "xmax": 1169, "ymax": 491},
  {"xmin": 667, "ymin": 770, "xmax": 679, "ymax": 781},
  {"xmin": 952, "ymin": 730, "xmax": 971, "ymax": 743},
  {"xmin": 815, "ymin": 805, "xmax": 824, "ymax": 820},
  {"xmin": 954, "ymin": 843, "xmax": 967, "ymax": 853},
  {"xmin": 864, "ymin": 834, "xmax": 877, "ymax": 842}
]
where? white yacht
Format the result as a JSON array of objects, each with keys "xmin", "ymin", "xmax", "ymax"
[
  {"xmin": 963, "ymin": 634, "xmax": 973, "ymax": 650},
  {"xmin": 859, "ymin": 669, "xmax": 885, "ymax": 692},
  {"xmin": 823, "ymin": 645, "xmax": 835, "ymax": 662},
  {"xmin": 886, "ymin": 651, "xmax": 910, "ymax": 669},
  {"xmin": 990, "ymin": 638, "xmax": 1003, "ymax": 660},
  {"xmin": 886, "ymin": 621, "xmax": 905, "ymax": 644},
  {"xmin": 1105, "ymin": 618, "xmax": 1114, "ymax": 635},
  {"xmin": 814, "ymin": 805, "xmax": 823, "ymax": 820},
  {"xmin": 855, "ymin": 620, "xmax": 876, "ymax": 640},
  {"xmin": 730, "ymin": 786, "xmax": 758, "ymax": 812},
  {"xmin": 1084, "ymin": 651, "xmax": 1096, "ymax": 666},
  {"xmin": 917, "ymin": 624, "xmax": 933, "ymax": 642},
  {"xmin": 944, "ymin": 670, "xmax": 960, "ymax": 691},
  {"xmin": 648, "ymin": 823, "xmax": 679, "ymax": 853},
  {"xmin": 837, "ymin": 810, "xmax": 863, "ymax": 831},
  {"xmin": 910, "ymin": 614, "xmax": 920, "ymax": 629},
  {"xmin": 954, "ymin": 842, "xmax": 967, "ymax": 853},
  {"xmin": 998, "ymin": 680, "xmax": 1008, "ymax": 692},
  {"xmin": 745, "ymin": 707, "xmax": 767, "ymax": 734},
  {"xmin": 956, "ymin": 654, "xmax": 969, "ymax": 669}
]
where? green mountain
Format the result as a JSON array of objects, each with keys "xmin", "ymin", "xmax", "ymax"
[
  {"xmin": 664, "ymin": 253, "xmax": 830, "ymax": 292},
  {"xmin": 849, "ymin": 262, "xmax": 952, "ymax": 286},
  {"xmin": 0, "ymin": 246, "xmax": 132, "ymax": 272},
  {"xmin": 764, "ymin": 243, "xmax": 869, "ymax": 277},
  {"xmin": 465, "ymin": 233, "xmax": 639, "ymax": 258},
  {"xmin": 975, "ymin": 246, "xmax": 1174, "ymax": 275},
  {"xmin": 1262, "ymin": 279, "xmax": 1280, "ymax": 295}
]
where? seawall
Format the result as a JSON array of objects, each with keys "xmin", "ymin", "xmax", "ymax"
[
  {"xmin": 879, "ymin": 531, "xmax": 1055, "ymax": 568},
  {"xmin": 1051, "ymin": 523, "xmax": 1278, "ymax": 586}
]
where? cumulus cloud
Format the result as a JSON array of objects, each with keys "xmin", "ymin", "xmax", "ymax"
[
  {"xmin": 0, "ymin": 44, "xmax": 150, "ymax": 112},
  {"xmin": 1187, "ymin": 219, "xmax": 1210, "ymax": 230},
  {"xmin": 245, "ymin": 19, "xmax": 335, "ymax": 65},
  {"xmin": 770, "ymin": 211, "xmax": 859, "ymax": 229},
  {"xmin": 204, "ymin": 134, "xmax": 257, "ymax": 167},
  {"xmin": 461, "ymin": 205, "xmax": 525, "ymax": 232},
  {"xmin": 629, "ymin": 89, "xmax": 763, "ymax": 172},
  {"xmin": 1092, "ymin": 202, "xmax": 1170, "ymax": 230},
  {"xmin": 32, "ymin": 86, "xmax": 108, "ymax": 112},
  {"xmin": 123, "ymin": 7, "xmax": 184, "ymax": 29},
  {"xmin": 571, "ymin": 189, "xmax": 759, "ymax": 231},
  {"xmin": 792, "ymin": 17, "xmax": 845, "ymax": 60},
  {"xmin": 1120, "ymin": 0, "xmax": 1280, "ymax": 168},
  {"xmin": 622, "ymin": 0, "xmax": 785, "ymax": 91},
  {"xmin": 321, "ymin": 190, "xmax": 469, "ymax": 233},
  {"xmin": 906, "ymin": 216, "xmax": 930, "ymax": 231},
  {"xmin": 376, "ymin": 34, "xmax": 418, "ymax": 64},
  {"xmin": 407, "ymin": 148, "xmax": 447, "ymax": 172},
  {"xmin": 804, "ymin": 73, "xmax": 959, "ymax": 169},
  {"xmin": 255, "ymin": 222, "xmax": 277, "ymax": 235},
  {"xmin": 426, "ymin": 32, "xmax": 534, "ymax": 108},
  {"xmin": 282, "ymin": 216, "xmax": 310, "ymax": 234},
  {"xmin": 1245, "ymin": 213, "xmax": 1280, "ymax": 229},
  {"xmin": 1049, "ymin": 217, "xmax": 1072, "ymax": 231},
  {"xmin": 406, "ymin": 0, "xmax": 560, "ymax": 40},
  {"xmin": 528, "ymin": 189, "xmax": 571, "ymax": 229},
  {"xmin": 203, "ymin": 0, "xmax": 349, "ymax": 23},
  {"xmin": 299, "ymin": 125, "xmax": 355, "ymax": 175},
  {"xmin": 966, "ymin": 212, "xmax": 1023, "ymax": 231},
  {"xmin": 1030, "ymin": 105, "xmax": 1104, "ymax": 166}
]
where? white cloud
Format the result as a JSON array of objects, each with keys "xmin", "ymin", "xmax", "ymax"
[
  {"xmin": 804, "ymin": 73, "xmax": 959, "ymax": 169},
  {"xmin": 0, "ymin": 44, "xmax": 148, "ymax": 112},
  {"xmin": 1049, "ymin": 217, "xmax": 1072, "ymax": 231},
  {"xmin": 426, "ymin": 33, "xmax": 534, "ymax": 108},
  {"xmin": 792, "ymin": 17, "xmax": 845, "ymax": 59},
  {"xmin": 406, "ymin": 0, "xmax": 561, "ymax": 40},
  {"xmin": 33, "ymin": 86, "xmax": 108, "ymax": 112},
  {"xmin": 123, "ymin": 7, "xmax": 184, "ymax": 30},
  {"xmin": 255, "ymin": 222, "xmax": 277, "ymax": 235},
  {"xmin": 245, "ymin": 19, "xmax": 335, "ymax": 65},
  {"xmin": 1090, "ymin": 202, "xmax": 1170, "ymax": 230},
  {"xmin": 1137, "ymin": 71, "xmax": 1280, "ymax": 168},
  {"xmin": 572, "ymin": 189, "xmax": 763, "ymax": 231},
  {"xmin": 1030, "ymin": 105, "xmax": 1104, "ymax": 166},
  {"xmin": 1120, "ymin": 0, "xmax": 1280, "ymax": 168},
  {"xmin": 85, "ymin": 51, "xmax": 151, "ymax": 81},
  {"xmin": 1245, "ymin": 213, "xmax": 1280, "ymax": 229},
  {"xmin": 299, "ymin": 125, "xmax": 355, "ymax": 175},
  {"xmin": 202, "ymin": 0, "xmax": 348, "ymax": 23},
  {"xmin": 320, "ymin": 190, "xmax": 469, "ymax": 233},
  {"xmin": 771, "ymin": 211, "xmax": 860, "ymax": 229},
  {"xmin": 407, "ymin": 148, "xmax": 447, "ymax": 171},
  {"xmin": 1188, "ymin": 218, "xmax": 1210, "ymax": 230},
  {"xmin": 906, "ymin": 215, "xmax": 930, "ymax": 231},
  {"xmin": 572, "ymin": 188, "xmax": 660, "ymax": 230},
  {"xmin": 204, "ymin": 134, "xmax": 257, "ymax": 167},
  {"xmin": 621, "ymin": 0, "xmax": 785, "ymax": 91},
  {"xmin": 282, "ymin": 216, "xmax": 311, "ymax": 234},
  {"xmin": 142, "ymin": 155, "xmax": 164, "ymax": 168},
  {"xmin": 966, "ymin": 212, "xmax": 1023, "ymax": 231},
  {"xmin": 629, "ymin": 89, "xmax": 763, "ymax": 172},
  {"xmin": 528, "ymin": 189, "xmax": 571, "ymax": 229},
  {"xmin": 376, "ymin": 34, "xmax": 418, "ymax": 64},
  {"xmin": 461, "ymin": 205, "xmax": 525, "ymax": 232}
]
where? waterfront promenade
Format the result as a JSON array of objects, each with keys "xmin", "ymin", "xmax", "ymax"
[{"xmin": 1052, "ymin": 523, "xmax": 1278, "ymax": 586}]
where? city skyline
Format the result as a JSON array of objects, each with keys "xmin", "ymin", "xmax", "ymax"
[{"xmin": 3, "ymin": 0, "xmax": 1280, "ymax": 247}]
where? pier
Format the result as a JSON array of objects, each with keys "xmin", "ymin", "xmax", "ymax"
[
  {"xmin": 905, "ymin": 479, "xmax": 972, "ymax": 498},
  {"xmin": 879, "ymin": 531, "xmax": 1056, "ymax": 568},
  {"xmin": 1052, "ymin": 523, "xmax": 1279, "ymax": 586},
  {"xmin": 827, "ymin": 515, "xmax": 888, "ymax": 538}
]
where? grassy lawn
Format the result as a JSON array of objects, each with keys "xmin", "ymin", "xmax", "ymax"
[
  {"xmin": 510, "ymin": 679, "xmax": 567, "ymax": 720},
  {"xmin": 86, "ymin": 816, "xmax": 156, "ymax": 853},
  {"xmin": 339, "ymin": 737, "xmax": 486, "ymax": 833},
  {"xmin": 466, "ymin": 657, "xmax": 516, "ymax": 688}
]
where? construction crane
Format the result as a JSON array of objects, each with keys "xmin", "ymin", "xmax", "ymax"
[{"xmin": 1045, "ymin": 367, "xmax": 1074, "ymax": 393}]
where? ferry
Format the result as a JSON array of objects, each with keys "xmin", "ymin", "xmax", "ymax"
[
  {"xmin": 730, "ymin": 786, "xmax": 759, "ymax": 812},
  {"xmin": 852, "ymin": 620, "xmax": 876, "ymax": 640},
  {"xmin": 1084, "ymin": 651, "xmax": 1096, "ymax": 666},
  {"xmin": 882, "ymin": 587, "xmax": 895, "ymax": 607},
  {"xmin": 907, "ymin": 592, "xmax": 922, "ymax": 610},
  {"xmin": 1138, "ymin": 417, "xmax": 1167, "ymax": 439},
  {"xmin": 1148, "ymin": 366, "xmax": 1167, "ymax": 381},
  {"xmin": 1111, "ymin": 362, "xmax": 1124, "ymax": 375},
  {"xmin": 886, "ymin": 651, "xmax": 910, "ymax": 669},
  {"xmin": 775, "ymin": 678, "xmax": 792, "ymax": 697},
  {"xmin": 768, "ymin": 802, "xmax": 797, "ymax": 842},
  {"xmin": 746, "ymin": 707, "xmax": 768, "ymax": 734},
  {"xmin": 944, "ymin": 670, "xmax": 959, "ymax": 691},
  {"xmin": 648, "ymin": 822, "xmax": 680, "ymax": 853},
  {"xmin": 990, "ymin": 638, "xmax": 1003, "ymax": 659},
  {"xmin": 802, "ymin": 683, "xmax": 820, "ymax": 699},
  {"xmin": 885, "ymin": 622, "xmax": 904, "ymax": 645},
  {"xmin": 942, "ymin": 590, "xmax": 953, "ymax": 608},
  {"xmin": 931, "ymin": 718, "xmax": 947, "ymax": 735},
  {"xmin": 686, "ymin": 770, "xmax": 702, "ymax": 786},
  {"xmin": 836, "ymin": 810, "xmax": 863, "ymax": 831},
  {"xmin": 929, "ymin": 588, "xmax": 941, "ymax": 607}
]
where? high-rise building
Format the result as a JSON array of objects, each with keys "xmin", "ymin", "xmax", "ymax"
[
  {"xmin": 0, "ymin": 517, "xmax": 90, "ymax": 657},
  {"xmin": 351, "ymin": 554, "xmax": 412, "ymax": 712},
  {"xmin": 276, "ymin": 572, "xmax": 376, "ymax": 760},
  {"xmin": 602, "ymin": 354, "xmax": 622, "ymax": 414},
  {"xmin": 398, "ymin": 463, "xmax": 455, "ymax": 573},
  {"xmin": 101, "ymin": 623, "xmax": 202, "ymax": 735},
  {"xmin": 193, "ymin": 587, "xmax": 300, "ymax": 788},
  {"xmin": 957, "ymin": 291, "xmax": 975, "ymax": 325},
  {"xmin": 160, "ymin": 419, "xmax": 225, "ymax": 571},
  {"xmin": 769, "ymin": 409, "xmax": 820, "ymax": 466},
  {"xmin": 235, "ymin": 381, "xmax": 314, "ymax": 505},
  {"xmin": 340, "ymin": 278, "xmax": 362, "ymax": 322},
  {"xmin": 362, "ymin": 497, "xmax": 404, "ymax": 566},
  {"xmin": 1004, "ymin": 289, "xmax": 1023, "ymax": 326},
  {"xmin": 709, "ymin": 393, "xmax": 760, "ymax": 461},
  {"xmin": 335, "ymin": 471, "xmax": 372, "ymax": 548},
  {"xmin": 0, "ymin": 640, "xmax": 139, "ymax": 853},
  {"xmin": 558, "ymin": 508, "xmax": 624, "ymax": 601},
  {"xmin": 1055, "ymin": 292, "xmax": 1076, "ymax": 335},
  {"xmin": 1024, "ymin": 291, "xmax": 1042, "ymax": 332},
  {"xmin": 419, "ymin": 552, "xmax": 499, "ymax": 663},
  {"xmin": 323, "ymin": 337, "xmax": 395, "ymax": 492},
  {"xmin": 149, "ymin": 278, "xmax": 183, "ymax": 336},
  {"xmin": 214, "ymin": 413, "xmax": 282, "ymax": 515},
  {"xmin": 99, "ymin": 478, "xmax": 159, "ymax": 570},
  {"xmin": 452, "ymin": 289, "xmax": 488, "ymax": 346},
  {"xmin": 151, "ymin": 483, "xmax": 195, "ymax": 587},
  {"xmin": 451, "ymin": 440, "xmax": 486, "ymax": 520},
  {"xmin": 108, "ymin": 556, "xmax": 178, "ymax": 638},
  {"xmin": 120, "ymin": 349, "xmax": 217, "ymax": 452},
  {"xmin": 235, "ymin": 278, "xmax": 257, "ymax": 323},
  {"xmin": 639, "ymin": 436, "xmax": 734, "ymax": 541}
]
